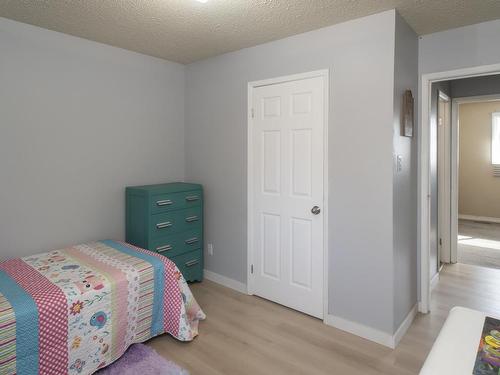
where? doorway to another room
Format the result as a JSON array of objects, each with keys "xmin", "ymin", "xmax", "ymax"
[
  {"xmin": 420, "ymin": 70, "xmax": 500, "ymax": 313},
  {"xmin": 456, "ymin": 99, "xmax": 500, "ymax": 270}
]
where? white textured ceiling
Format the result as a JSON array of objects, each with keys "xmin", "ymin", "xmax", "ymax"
[{"xmin": 1, "ymin": 0, "xmax": 500, "ymax": 64}]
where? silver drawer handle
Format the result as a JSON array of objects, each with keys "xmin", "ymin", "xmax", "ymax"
[
  {"xmin": 156, "ymin": 244, "xmax": 173, "ymax": 252},
  {"xmin": 156, "ymin": 199, "xmax": 173, "ymax": 206},
  {"xmin": 185, "ymin": 237, "xmax": 199, "ymax": 245},
  {"xmin": 185, "ymin": 259, "xmax": 200, "ymax": 267},
  {"xmin": 156, "ymin": 221, "xmax": 172, "ymax": 229},
  {"xmin": 185, "ymin": 216, "xmax": 199, "ymax": 223},
  {"xmin": 185, "ymin": 195, "xmax": 199, "ymax": 202}
]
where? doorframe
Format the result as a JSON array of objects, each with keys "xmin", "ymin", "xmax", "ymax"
[
  {"xmin": 246, "ymin": 69, "xmax": 330, "ymax": 321},
  {"xmin": 419, "ymin": 64, "xmax": 500, "ymax": 314},
  {"xmin": 437, "ymin": 90, "xmax": 451, "ymax": 267}
]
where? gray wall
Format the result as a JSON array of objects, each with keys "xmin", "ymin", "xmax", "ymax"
[
  {"xmin": 185, "ymin": 10, "xmax": 397, "ymax": 333},
  {"xmin": 419, "ymin": 18, "xmax": 500, "ymax": 75},
  {"xmin": 392, "ymin": 13, "xmax": 418, "ymax": 331},
  {"xmin": 0, "ymin": 18, "xmax": 185, "ymax": 259},
  {"xmin": 451, "ymin": 74, "xmax": 500, "ymax": 98}
]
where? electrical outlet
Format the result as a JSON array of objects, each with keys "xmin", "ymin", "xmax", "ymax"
[{"xmin": 207, "ymin": 243, "xmax": 214, "ymax": 256}]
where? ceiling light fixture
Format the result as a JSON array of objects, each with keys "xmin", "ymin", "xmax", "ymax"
[{"xmin": 196, "ymin": 0, "xmax": 208, "ymax": 3}]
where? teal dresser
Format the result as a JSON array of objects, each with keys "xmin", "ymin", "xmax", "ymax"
[{"xmin": 126, "ymin": 182, "xmax": 203, "ymax": 282}]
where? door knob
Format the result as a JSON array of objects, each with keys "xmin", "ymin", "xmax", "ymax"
[{"xmin": 311, "ymin": 206, "xmax": 321, "ymax": 215}]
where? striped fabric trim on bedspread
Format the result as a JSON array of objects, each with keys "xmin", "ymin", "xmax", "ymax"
[
  {"xmin": 0, "ymin": 240, "xmax": 205, "ymax": 375},
  {"xmin": 0, "ymin": 259, "xmax": 65, "ymax": 375},
  {"xmin": 0, "ymin": 292, "xmax": 17, "ymax": 375}
]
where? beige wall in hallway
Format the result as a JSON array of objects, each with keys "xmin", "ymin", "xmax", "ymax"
[{"xmin": 459, "ymin": 101, "xmax": 500, "ymax": 218}]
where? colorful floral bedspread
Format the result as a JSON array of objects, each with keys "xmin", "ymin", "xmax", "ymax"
[{"xmin": 0, "ymin": 240, "xmax": 205, "ymax": 375}]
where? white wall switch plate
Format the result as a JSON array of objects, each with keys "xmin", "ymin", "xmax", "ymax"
[
  {"xmin": 207, "ymin": 243, "xmax": 214, "ymax": 256},
  {"xmin": 397, "ymin": 155, "xmax": 403, "ymax": 172}
]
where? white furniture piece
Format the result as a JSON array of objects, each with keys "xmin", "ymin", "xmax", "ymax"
[{"xmin": 420, "ymin": 306, "xmax": 487, "ymax": 374}]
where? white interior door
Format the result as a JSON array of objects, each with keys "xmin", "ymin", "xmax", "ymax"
[{"xmin": 250, "ymin": 74, "xmax": 325, "ymax": 318}]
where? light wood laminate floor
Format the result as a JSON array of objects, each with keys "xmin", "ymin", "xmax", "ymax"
[
  {"xmin": 147, "ymin": 263, "xmax": 500, "ymax": 375},
  {"xmin": 458, "ymin": 219, "xmax": 500, "ymax": 269}
]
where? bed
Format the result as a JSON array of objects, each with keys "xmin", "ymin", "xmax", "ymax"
[
  {"xmin": 419, "ymin": 306, "xmax": 489, "ymax": 374},
  {"xmin": 0, "ymin": 240, "xmax": 205, "ymax": 375}
]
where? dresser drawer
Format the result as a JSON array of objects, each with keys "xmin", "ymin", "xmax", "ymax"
[
  {"xmin": 149, "ymin": 229, "xmax": 202, "ymax": 258},
  {"xmin": 126, "ymin": 182, "xmax": 203, "ymax": 282},
  {"xmin": 150, "ymin": 190, "xmax": 202, "ymax": 214},
  {"xmin": 149, "ymin": 207, "xmax": 202, "ymax": 238},
  {"xmin": 170, "ymin": 249, "xmax": 203, "ymax": 282}
]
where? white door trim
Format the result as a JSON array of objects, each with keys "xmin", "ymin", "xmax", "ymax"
[
  {"xmin": 437, "ymin": 90, "xmax": 451, "ymax": 266},
  {"xmin": 419, "ymin": 64, "xmax": 500, "ymax": 314},
  {"xmin": 247, "ymin": 69, "xmax": 329, "ymax": 322},
  {"xmin": 450, "ymin": 97, "xmax": 459, "ymax": 265}
]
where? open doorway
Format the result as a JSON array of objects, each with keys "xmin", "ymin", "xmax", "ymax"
[
  {"xmin": 456, "ymin": 97, "xmax": 500, "ymax": 269},
  {"xmin": 419, "ymin": 69, "xmax": 500, "ymax": 313}
]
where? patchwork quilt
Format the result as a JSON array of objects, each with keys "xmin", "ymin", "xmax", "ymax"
[{"xmin": 0, "ymin": 240, "xmax": 205, "ymax": 375}]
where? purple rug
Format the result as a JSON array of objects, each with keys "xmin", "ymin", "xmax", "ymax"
[{"xmin": 97, "ymin": 344, "xmax": 189, "ymax": 375}]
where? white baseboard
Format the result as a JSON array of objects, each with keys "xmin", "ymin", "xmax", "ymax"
[
  {"xmin": 324, "ymin": 314, "xmax": 394, "ymax": 348},
  {"xmin": 392, "ymin": 304, "xmax": 418, "ymax": 348},
  {"xmin": 324, "ymin": 304, "xmax": 418, "ymax": 349},
  {"xmin": 204, "ymin": 269, "xmax": 417, "ymax": 349},
  {"xmin": 430, "ymin": 271, "xmax": 440, "ymax": 291},
  {"xmin": 203, "ymin": 269, "xmax": 248, "ymax": 294},
  {"xmin": 459, "ymin": 214, "xmax": 500, "ymax": 224}
]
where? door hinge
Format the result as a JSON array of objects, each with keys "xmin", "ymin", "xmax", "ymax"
[
  {"xmin": 439, "ymin": 238, "xmax": 442, "ymax": 246},
  {"xmin": 251, "ymin": 108, "xmax": 254, "ymax": 118},
  {"xmin": 251, "ymin": 264, "xmax": 254, "ymax": 274}
]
